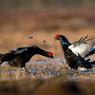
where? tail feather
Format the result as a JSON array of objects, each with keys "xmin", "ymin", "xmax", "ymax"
[
  {"xmin": 84, "ymin": 60, "xmax": 95, "ymax": 69},
  {"xmin": 0, "ymin": 54, "xmax": 4, "ymax": 59},
  {"xmin": 90, "ymin": 61, "xmax": 95, "ymax": 65},
  {"xmin": 86, "ymin": 47, "xmax": 95, "ymax": 57},
  {"xmin": 83, "ymin": 63, "xmax": 93, "ymax": 69},
  {"xmin": 77, "ymin": 54, "xmax": 93, "ymax": 69}
]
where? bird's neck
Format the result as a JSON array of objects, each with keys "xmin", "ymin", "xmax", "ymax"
[
  {"xmin": 59, "ymin": 37, "xmax": 69, "ymax": 51},
  {"xmin": 30, "ymin": 46, "xmax": 49, "ymax": 57}
]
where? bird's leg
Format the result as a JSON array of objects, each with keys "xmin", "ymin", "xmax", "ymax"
[
  {"xmin": 68, "ymin": 68, "xmax": 74, "ymax": 76},
  {"xmin": 73, "ymin": 70, "xmax": 77, "ymax": 76},
  {"xmin": 24, "ymin": 67, "xmax": 32, "ymax": 78},
  {"xmin": 24, "ymin": 66, "xmax": 31, "ymax": 74},
  {"xmin": 74, "ymin": 69, "xmax": 80, "ymax": 76}
]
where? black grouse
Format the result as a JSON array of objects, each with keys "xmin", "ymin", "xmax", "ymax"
[
  {"xmin": 54, "ymin": 34, "xmax": 95, "ymax": 70},
  {"xmin": 0, "ymin": 45, "xmax": 53, "ymax": 71}
]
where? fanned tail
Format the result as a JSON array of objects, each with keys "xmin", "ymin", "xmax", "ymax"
[{"xmin": 85, "ymin": 47, "xmax": 95, "ymax": 57}]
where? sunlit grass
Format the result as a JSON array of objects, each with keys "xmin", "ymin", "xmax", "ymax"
[{"xmin": 0, "ymin": 61, "xmax": 95, "ymax": 81}]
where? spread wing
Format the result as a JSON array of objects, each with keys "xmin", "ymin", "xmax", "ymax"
[{"xmin": 69, "ymin": 36, "xmax": 95, "ymax": 57}]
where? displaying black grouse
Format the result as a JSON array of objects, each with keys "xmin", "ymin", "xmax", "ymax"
[
  {"xmin": 0, "ymin": 45, "xmax": 53, "ymax": 71},
  {"xmin": 55, "ymin": 34, "xmax": 95, "ymax": 70}
]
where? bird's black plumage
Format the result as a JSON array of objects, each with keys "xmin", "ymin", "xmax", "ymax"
[
  {"xmin": 0, "ymin": 45, "xmax": 53, "ymax": 68},
  {"xmin": 55, "ymin": 34, "xmax": 94, "ymax": 70},
  {"xmin": 85, "ymin": 47, "xmax": 95, "ymax": 57}
]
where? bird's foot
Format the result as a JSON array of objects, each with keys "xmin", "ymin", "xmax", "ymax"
[
  {"xmin": 24, "ymin": 67, "xmax": 32, "ymax": 79},
  {"xmin": 73, "ymin": 69, "xmax": 80, "ymax": 77}
]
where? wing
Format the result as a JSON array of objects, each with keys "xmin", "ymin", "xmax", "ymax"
[
  {"xmin": 69, "ymin": 36, "xmax": 95, "ymax": 57},
  {"xmin": 10, "ymin": 47, "xmax": 27, "ymax": 54},
  {"xmin": 69, "ymin": 43, "xmax": 91, "ymax": 57},
  {"xmin": 78, "ymin": 35, "xmax": 94, "ymax": 42}
]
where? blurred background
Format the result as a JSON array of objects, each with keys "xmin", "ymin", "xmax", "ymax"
[
  {"xmin": 0, "ymin": 1, "xmax": 95, "ymax": 94},
  {"xmin": 0, "ymin": 0, "xmax": 95, "ymax": 11},
  {"xmin": 0, "ymin": 0, "xmax": 95, "ymax": 60}
]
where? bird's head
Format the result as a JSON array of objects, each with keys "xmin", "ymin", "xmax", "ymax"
[
  {"xmin": 54, "ymin": 34, "xmax": 60, "ymax": 40},
  {"xmin": 54, "ymin": 34, "xmax": 71, "ymax": 46}
]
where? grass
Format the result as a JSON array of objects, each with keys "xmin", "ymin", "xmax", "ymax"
[
  {"xmin": 0, "ymin": 61, "xmax": 95, "ymax": 81},
  {"xmin": 0, "ymin": 61, "xmax": 66, "ymax": 80}
]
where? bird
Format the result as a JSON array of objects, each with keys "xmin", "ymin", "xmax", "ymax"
[
  {"xmin": 0, "ymin": 45, "xmax": 54, "ymax": 72},
  {"xmin": 55, "ymin": 34, "xmax": 95, "ymax": 59},
  {"xmin": 54, "ymin": 34, "xmax": 95, "ymax": 70}
]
